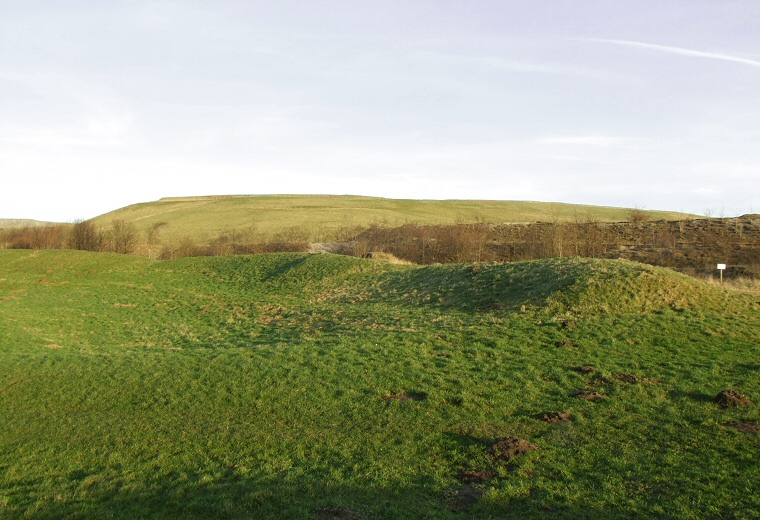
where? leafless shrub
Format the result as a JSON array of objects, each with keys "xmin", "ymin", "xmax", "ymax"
[
  {"xmin": 145, "ymin": 221, "xmax": 168, "ymax": 258},
  {"xmin": 210, "ymin": 227, "xmax": 257, "ymax": 256},
  {"xmin": 107, "ymin": 220, "xmax": 138, "ymax": 254},
  {"xmin": 628, "ymin": 207, "xmax": 649, "ymax": 222},
  {"xmin": 68, "ymin": 220, "xmax": 104, "ymax": 251},
  {"xmin": 0, "ymin": 225, "xmax": 68, "ymax": 250}
]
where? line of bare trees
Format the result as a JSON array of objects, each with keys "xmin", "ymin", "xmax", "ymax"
[
  {"xmin": 1, "ymin": 220, "xmax": 140, "ymax": 254},
  {"xmin": 3, "ymin": 215, "xmax": 758, "ymax": 278},
  {"xmin": 344, "ymin": 218, "xmax": 760, "ymax": 277}
]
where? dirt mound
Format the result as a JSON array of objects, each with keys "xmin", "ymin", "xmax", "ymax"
[
  {"xmin": 589, "ymin": 376, "xmax": 612, "ymax": 387},
  {"xmin": 609, "ymin": 373, "xmax": 659, "ymax": 384},
  {"xmin": 725, "ymin": 421, "xmax": 760, "ymax": 434},
  {"xmin": 488, "ymin": 437, "xmax": 538, "ymax": 461},
  {"xmin": 557, "ymin": 339, "xmax": 577, "ymax": 347},
  {"xmin": 535, "ymin": 411, "xmax": 572, "ymax": 423},
  {"xmin": 457, "ymin": 469, "xmax": 498, "ymax": 483},
  {"xmin": 444, "ymin": 485, "xmax": 484, "ymax": 512},
  {"xmin": 382, "ymin": 391, "xmax": 427, "ymax": 402},
  {"xmin": 713, "ymin": 389, "xmax": 755, "ymax": 408},
  {"xmin": 573, "ymin": 390, "xmax": 606, "ymax": 401}
]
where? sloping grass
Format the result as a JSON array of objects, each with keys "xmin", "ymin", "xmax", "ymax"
[
  {"xmin": 1, "ymin": 250, "xmax": 758, "ymax": 519},
  {"xmin": 90, "ymin": 195, "xmax": 696, "ymax": 246}
]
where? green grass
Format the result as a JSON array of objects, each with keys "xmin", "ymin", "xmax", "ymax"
[
  {"xmin": 1, "ymin": 250, "xmax": 758, "ymax": 519},
  {"xmin": 90, "ymin": 195, "xmax": 697, "ymax": 247}
]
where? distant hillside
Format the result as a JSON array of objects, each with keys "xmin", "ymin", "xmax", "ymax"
[
  {"xmin": 0, "ymin": 219, "xmax": 60, "ymax": 229},
  {"xmin": 90, "ymin": 195, "xmax": 696, "ymax": 249}
]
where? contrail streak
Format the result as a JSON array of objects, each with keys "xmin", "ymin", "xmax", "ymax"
[{"xmin": 584, "ymin": 38, "xmax": 760, "ymax": 68}]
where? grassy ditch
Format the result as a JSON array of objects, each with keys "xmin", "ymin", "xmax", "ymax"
[{"xmin": 1, "ymin": 250, "xmax": 759, "ymax": 519}]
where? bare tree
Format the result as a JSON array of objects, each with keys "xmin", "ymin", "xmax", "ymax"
[
  {"xmin": 628, "ymin": 207, "xmax": 649, "ymax": 222},
  {"xmin": 146, "ymin": 221, "xmax": 168, "ymax": 258},
  {"xmin": 108, "ymin": 220, "xmax": 138, "ymax": 254},
  {"xmin": 68, "ymin": 220, "xmax": 104, "ymax": 251}
]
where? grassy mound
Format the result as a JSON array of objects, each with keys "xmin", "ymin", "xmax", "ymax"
[{"xmin": 1, "ymin": 250, "xmax": 759, "ymax": 519}]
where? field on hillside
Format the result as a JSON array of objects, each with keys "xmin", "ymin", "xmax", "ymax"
[
  {"xmin": 1, "ymin": 250, "xmax": 759, "ymax": 519},
  {"xmin": 90, "ymin": 195, "xmax": 695, "ymax": 248}
]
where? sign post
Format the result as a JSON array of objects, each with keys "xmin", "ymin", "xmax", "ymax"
[{"xmin": 717, "ymin": 263, "xmax": 726, "ymax": 283}]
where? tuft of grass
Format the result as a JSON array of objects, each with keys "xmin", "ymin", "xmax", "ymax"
[{"xmin": 701, "ymin": 275, "xmax": 760, "ymax": 296}]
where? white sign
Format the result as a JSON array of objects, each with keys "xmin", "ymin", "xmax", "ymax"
[{"xmin": 717, "ymin": 264, "xmax": 727, "ymax": 270}]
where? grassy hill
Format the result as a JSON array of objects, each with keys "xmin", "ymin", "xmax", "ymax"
[
  {"xmin": 90, "ymin": 195, "xmax": 696, "ymax": 247},
  {"xmin": 0, "ymin": 219, "xmax": 60, "ymax": 229},
  {"xmin": 1, "ymin": 250, "xmax": 758, "ymax": 519}
]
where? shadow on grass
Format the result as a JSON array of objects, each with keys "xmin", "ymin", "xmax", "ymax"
[
  {"xmin": 5, "ymin": 471, "xmax": 641, "ymax": 520},
  {"xmin": 373, "ymin": 260, "xmax": 583, "ymax": 314},
  {"xmin": 668, "ymin": 389, "xmax": 716, "ymax": 404}
]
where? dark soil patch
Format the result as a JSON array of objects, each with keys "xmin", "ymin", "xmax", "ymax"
[
  {"xmin": 713, "ymin": 389, "xmax": 755, "ymax": 408},
  {"xmin": 488, "ymin": 437, "xmax": 538, "ymax": 461},
  {"xmin": 557, "ymin": 339, "xmax": 577, "ymax": 347},
  {"xmin": 561, "ymin": 320, "xmax": 577, "ymax": 329},
  {"xmin": 573, "ymin": 390, "xmax": 607, "ymax": 401},
  {"xmin": 457, "ymin": 469, "xmax": 498, "ymax": 484},
  {"xmin": 382, "ymin": 391, "xmax": 427, "ymax": 402},
  {"xmin": 311, "ymin": 507, "xmax": 362, "ymax": 520},
  {"xmin": 575, "ymin": 366, "xmax": 596, "ymax": 374},
  {"xmin": 535, "ymin": 411, "xmax": 573, "ymax": 423},
  {"xmin": 609, "ymin": 373, "xmax": 659, "ymax": 384},
  {"xmin": 444, "ymin": 485, "xmax": 484, "ymax": 513},
  {"xmin": 589, "ymin": 376, "xmax": 612, "ymax": 387},
  {"xmin": 725, "ymin": 421, "xmax": 760, "ymax": 434}
]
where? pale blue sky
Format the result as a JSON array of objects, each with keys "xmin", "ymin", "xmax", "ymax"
[{"xmin": 1, "ymin": 1, "xmax": 758, "ymax": 221}]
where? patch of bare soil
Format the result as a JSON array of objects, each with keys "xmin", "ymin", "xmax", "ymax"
[
  {"xmin": 574, "ymin": 366, "xmax": 596, "ymax": 374},
  {"xmin": 311, "ymin": 507, "xmax": 362, "ymax": 520},
  {"xmin": 444, "ymin": 485, "xmax": 484, "ymax": 512},
  {"xmin": 713, "ymin": 389, "xmax": 755, "ymax": 408},
  {"xmin": 561, "ymin": 320, "xmax": 577, "ymax": 329},
  {"xmin": 725, "ymin": 421, "xmax": 760, "ymax": 434},
  {"xmin": 45, "ymin": 344, "xmax": 64, "ymax": 349},
  {"xmin": 573, "ymin": 390, "xmax": 607, "ymax": 401},
  {"xmin": 589, "ymin": 376, "xmax": 613, "ymax": 387},
  {"xmin": 535, "ymin": 411, "xmax": 572, "ymax": 423},
  {"xmin": 557, "ymin": 339, "xmax": 577, "ymax": 347},
  {"xmin": 609, "ymin": 373, "xmax": 659, "ymax": 384},
  {"xmin": 456, "ymin": 469, "xmax": 497, "ymax": 484},
  {"xmin": 382, "ymin": 391, "xmax": 427, "ymax": 402},
  {"xmin": 488, "ymin": 437, "xmax": 538, "ymax": 461}
]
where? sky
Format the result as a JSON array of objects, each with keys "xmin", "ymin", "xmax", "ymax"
[{"xmin": 1, "ymin": 0, "xmax": 759, "ymax": 221}]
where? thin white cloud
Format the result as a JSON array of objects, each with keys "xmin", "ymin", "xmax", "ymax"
[
  {"xmin": 585, "ymin": 38, "xmax": 760, "ymax": 68},
  {"xmin": 537, "ymin": 135, "xmax": 625, "ymax": 146}
]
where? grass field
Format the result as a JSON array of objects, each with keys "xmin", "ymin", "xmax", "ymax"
[
  {"xmin": 1, "ymin": 250, "xmax": 758, "ymax": 519},
  {"xmin": 90, "ymin": 195, "xmax": 697, "ymax": 247}
]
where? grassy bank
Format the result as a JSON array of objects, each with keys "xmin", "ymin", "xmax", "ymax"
[{"xmin": 1, "ymin": 250, "xmax": 758, "ymax": 519}]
